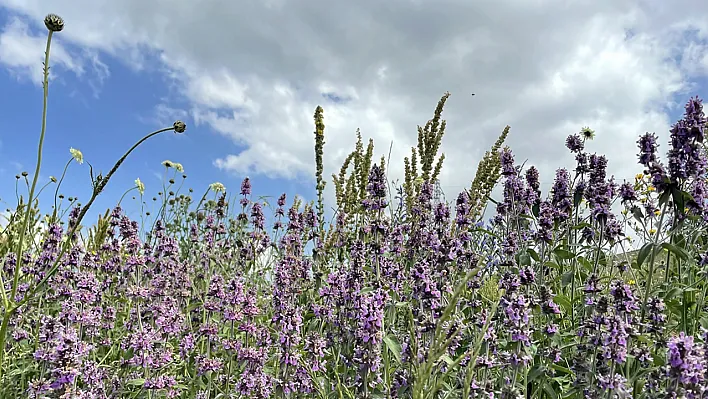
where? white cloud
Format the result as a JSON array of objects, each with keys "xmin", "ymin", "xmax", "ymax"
[
  {"xmin": 0, "ymin": 15, "xmax": 111, "ymax": 95},
  {"xmin": 0, "ymin": 16, "xmax": 84, "ymax": 83},
  {"xmin": 1, "ymin": 0, "xmax": 708, "ymax": 203}
]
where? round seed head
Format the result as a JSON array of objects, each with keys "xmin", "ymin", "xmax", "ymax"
[
  {"xmin": 173, "ymin": 120, "xmax": 186, "ymax": 133},
  {"xmin": 44, "ymin": 14, "xmax": 65, "ymax": 32}
]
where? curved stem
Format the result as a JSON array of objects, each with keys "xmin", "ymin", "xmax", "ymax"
[
  {"xmin": 24, "ymin": 126, "xmax": 174, "ymax": 300},
  {"xmin": 51, "ymin": 160, "xmax": 72, "ymax": 223},
  {"xmin": 0, "ymin": 126, "xmax": 174, "ymax": 377}
]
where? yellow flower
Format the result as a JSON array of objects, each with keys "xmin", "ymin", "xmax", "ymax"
[
  {"xmin": 635, "ymin": 173, "xmax": 644, "ymax": 180},
  {"xmin": 647, "ymin": 186, "xmax": 655, "ymax": 192},
  {"xmin": 621, "ymin": 209, "xmax": 628, "ymax": 215},
  {"xmin": 628, "ymin": 279, "xmax": 636, "ymax": 285},
  {"xmin": 640, "ymin": 198, "xmax": 647, "ymax": 203},
  {"xmin": 135, "ymin": 178, "xmax": 145, "ymax": 195},
  {"xmin": 649, "ymin": 228, "xmax": 657, "ymax": 235},
  {"xmin": 69, "ymin": 148, "xmax": 83, "ymax": 164},
  {"xmin": 654, "ymin": 209, "xmax": 661, "ymax": 216}
]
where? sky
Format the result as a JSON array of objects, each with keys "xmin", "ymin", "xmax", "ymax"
[{"xmin": 0, "ymin": 0, "xmax": 708, "ymax": 240}]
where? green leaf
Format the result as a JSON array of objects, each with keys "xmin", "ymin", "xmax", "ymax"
[
  {"xmin": 527, "ymin": 248, "xmax": 541, "ymax": 262},
  {"xmin": 519, "ymin": 252, "xmax": 532, "ymax": 266},
  {"xmin": 554, "ymin": 248, "xmax": 575, "ymax": 260},
  {"xmin": 578, "ymin": 257, "xmax": 593, "ymax": 272},
  {"xmin": 561, "ymin": 271, "xmax": 574, "ymax": 288},
  {"xmin": 126, "ymin": 378, "xmax": 146, "ymax": 387},
  {"xmin": 543, "ymin": 382, "xmax": 559, "ymax": 398},
  {"xmin": 573, "ymin": 188, "xmax": 583, "ymax": 208},
  {"xmin": 527, "ymin": 365, "xmax": 545, "ymax": 382},
  {"xmin": 553, "ymin": 294, "xmax": 572, "ymax": 314},
  {"xmin": 532, "ymin": 202, "xmax": 540, "ymax": 218},
  {"xmin": 631, "ymin": 205, "xmax": 644, "ymax": 222},
  {"xmin": 660, "ymin": 242, "xmax": 689, "ymax": 261},
  {"xmin": 383, "ymin": 334, "xmax": 402, "ymax": 363},
  {"xmin": 637, "ymin": 242, "xmax": 655, "ymax": 268},
  {"xmin": 440, "ymin": 354, "xmax": 454, "ymax": 366}
]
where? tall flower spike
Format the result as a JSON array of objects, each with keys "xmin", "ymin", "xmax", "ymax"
[{"xmin": 44, "ymin": 14, "xmax": 64, "ymax": 32}]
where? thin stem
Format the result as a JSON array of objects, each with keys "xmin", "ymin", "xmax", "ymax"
[
  {"xmin": 9, "ymin": 31, "xmax": 53, "ymax": 303},
  {"xmin": 1, "ymin": 31, "xmax": 54, "ymax": 374},
  {"xmin": 0, "ymin": 126, "xmax": 175, "ymax": 378}
]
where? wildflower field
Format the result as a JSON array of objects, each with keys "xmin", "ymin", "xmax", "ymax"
[{"xmin": 3, "ymin": 13, "xmax": 708, "ymax": 399}]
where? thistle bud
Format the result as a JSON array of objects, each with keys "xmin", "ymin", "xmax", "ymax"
[
  {"xmin": 44, "ymin": 14, "xmax": 64, "ymax": 32},
  {"xmin": 173, "ymin": 120, "xmax": 186, "ymax": 133}
]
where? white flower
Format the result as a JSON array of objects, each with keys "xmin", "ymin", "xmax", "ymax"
[
  {"xmin": 135, "ymin": 178, "xmax": 145, "ymax": 195},
  {"xmin": 161, "ymin": 160, "xmax": 184, "ymax": 173},
  {"xmin": 69, "ymin": 148, "xmax": 83, "ymax": 164},
  {"xmin": 209, "ymin": 182, "xmax": 226, "ymax": 193}
]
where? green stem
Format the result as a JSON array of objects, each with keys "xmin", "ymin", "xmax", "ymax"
[
  {"xmin": 0, "ymin": 31, "xmax": 54, "ymax": 377},
  {"xmin": 9, "ymin": 31, "xmax": 53, "ymax": 303},
  {"xmin": 640, "ymin": 202, "xmax": 667, "ymax": 322},
  {"xmin": 0, "ymin": 126, "xmax": 174, "ymax": 379}
]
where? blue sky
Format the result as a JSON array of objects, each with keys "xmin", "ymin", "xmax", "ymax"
[
  {"xmin": 1, "ymin": 1, "xmax": 708, "ymax": 237},
  {"xmin": 0, "ymin": 10, "xmax": 307, "ymax": 227}
]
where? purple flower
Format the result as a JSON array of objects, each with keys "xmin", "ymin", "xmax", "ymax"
[
  {"xmin": 363, "ymin": 164, "xmax": 388, "ymax": 211},
  {"xmin": 666, "ymin": 332, "xmax": 705, "ymax": 391},
  {"xmin": 619, "ymin": 182, "xmax": 637, "ymax": 203},
  {"xmin": 240, "ymin": 177, "xmax": 252, "ymax": 196},
  {"xmin": 525, "ymin": 166, "xmax": 540, "ymax": 192},
  {"xmin": 637, "ymin": 132, "xmax": 659, "ymax": 167},
  {"xmin": 500, "ymin": 147, "xmax": 516, "ymax": 176},
  {"xmin": 566, "ymin": 134, "xmax": 584, "ymax": 153}
]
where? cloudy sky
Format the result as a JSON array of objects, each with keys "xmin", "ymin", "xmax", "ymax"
[{"xmin": 0, "ymin": 0, "xmax": 707, "ymax": 231}]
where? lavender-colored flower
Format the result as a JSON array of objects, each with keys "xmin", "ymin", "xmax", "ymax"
[
  {"xmin": 666, "ymin": 332, "xmax": 705, "ymax": 392},
  {"xmin": 363, "ymin": 164, "xmax": 388, "ymax": 211},
  {"xmin": 240, "ymin": 177, "xmax": 252, "ymax": 196},
  {"xmin": 551, "ymin": 168, "xmax": 572, "ymax": 220},
  {"xmin": 525, "ymin": 166, "xmax": 540, "ymax": 192},
  {"xmin": 637, "ymin": 132, "xmax": 659, "ymax": 167},
  {"xmin": 668, "ymin": 96, "xmax": 707, "ymax": 181},
  {"xmin": 500, "ymin": 147, "xmax": 516, "ymax": 176},
  {"xmin": 565, "ymin": 134, "xmax": 584, "ymax": 153},
  {"xmin": 619, "ymin": 182, "xmax": 637, "ymax": 203}
]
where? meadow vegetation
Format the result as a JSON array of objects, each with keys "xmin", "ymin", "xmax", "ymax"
[{"xmin": 2, "ymin": 14, "xmax": 708, "ymax": 399}]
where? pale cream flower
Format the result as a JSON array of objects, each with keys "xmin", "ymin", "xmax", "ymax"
[
  {"xmin": 69, "ymin": 148, "xmax": 83, "ymax": 164},
  {"xmin": 135, "ymin": 178, "xmax": 145, "ymax": 195},
  {"xmin": 209, "ymin": 182, "xmax": 226, "ymax": 193},
  {"xmin": 161, "ymin": 160, "xmax": 184, "ymax": 173}
]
